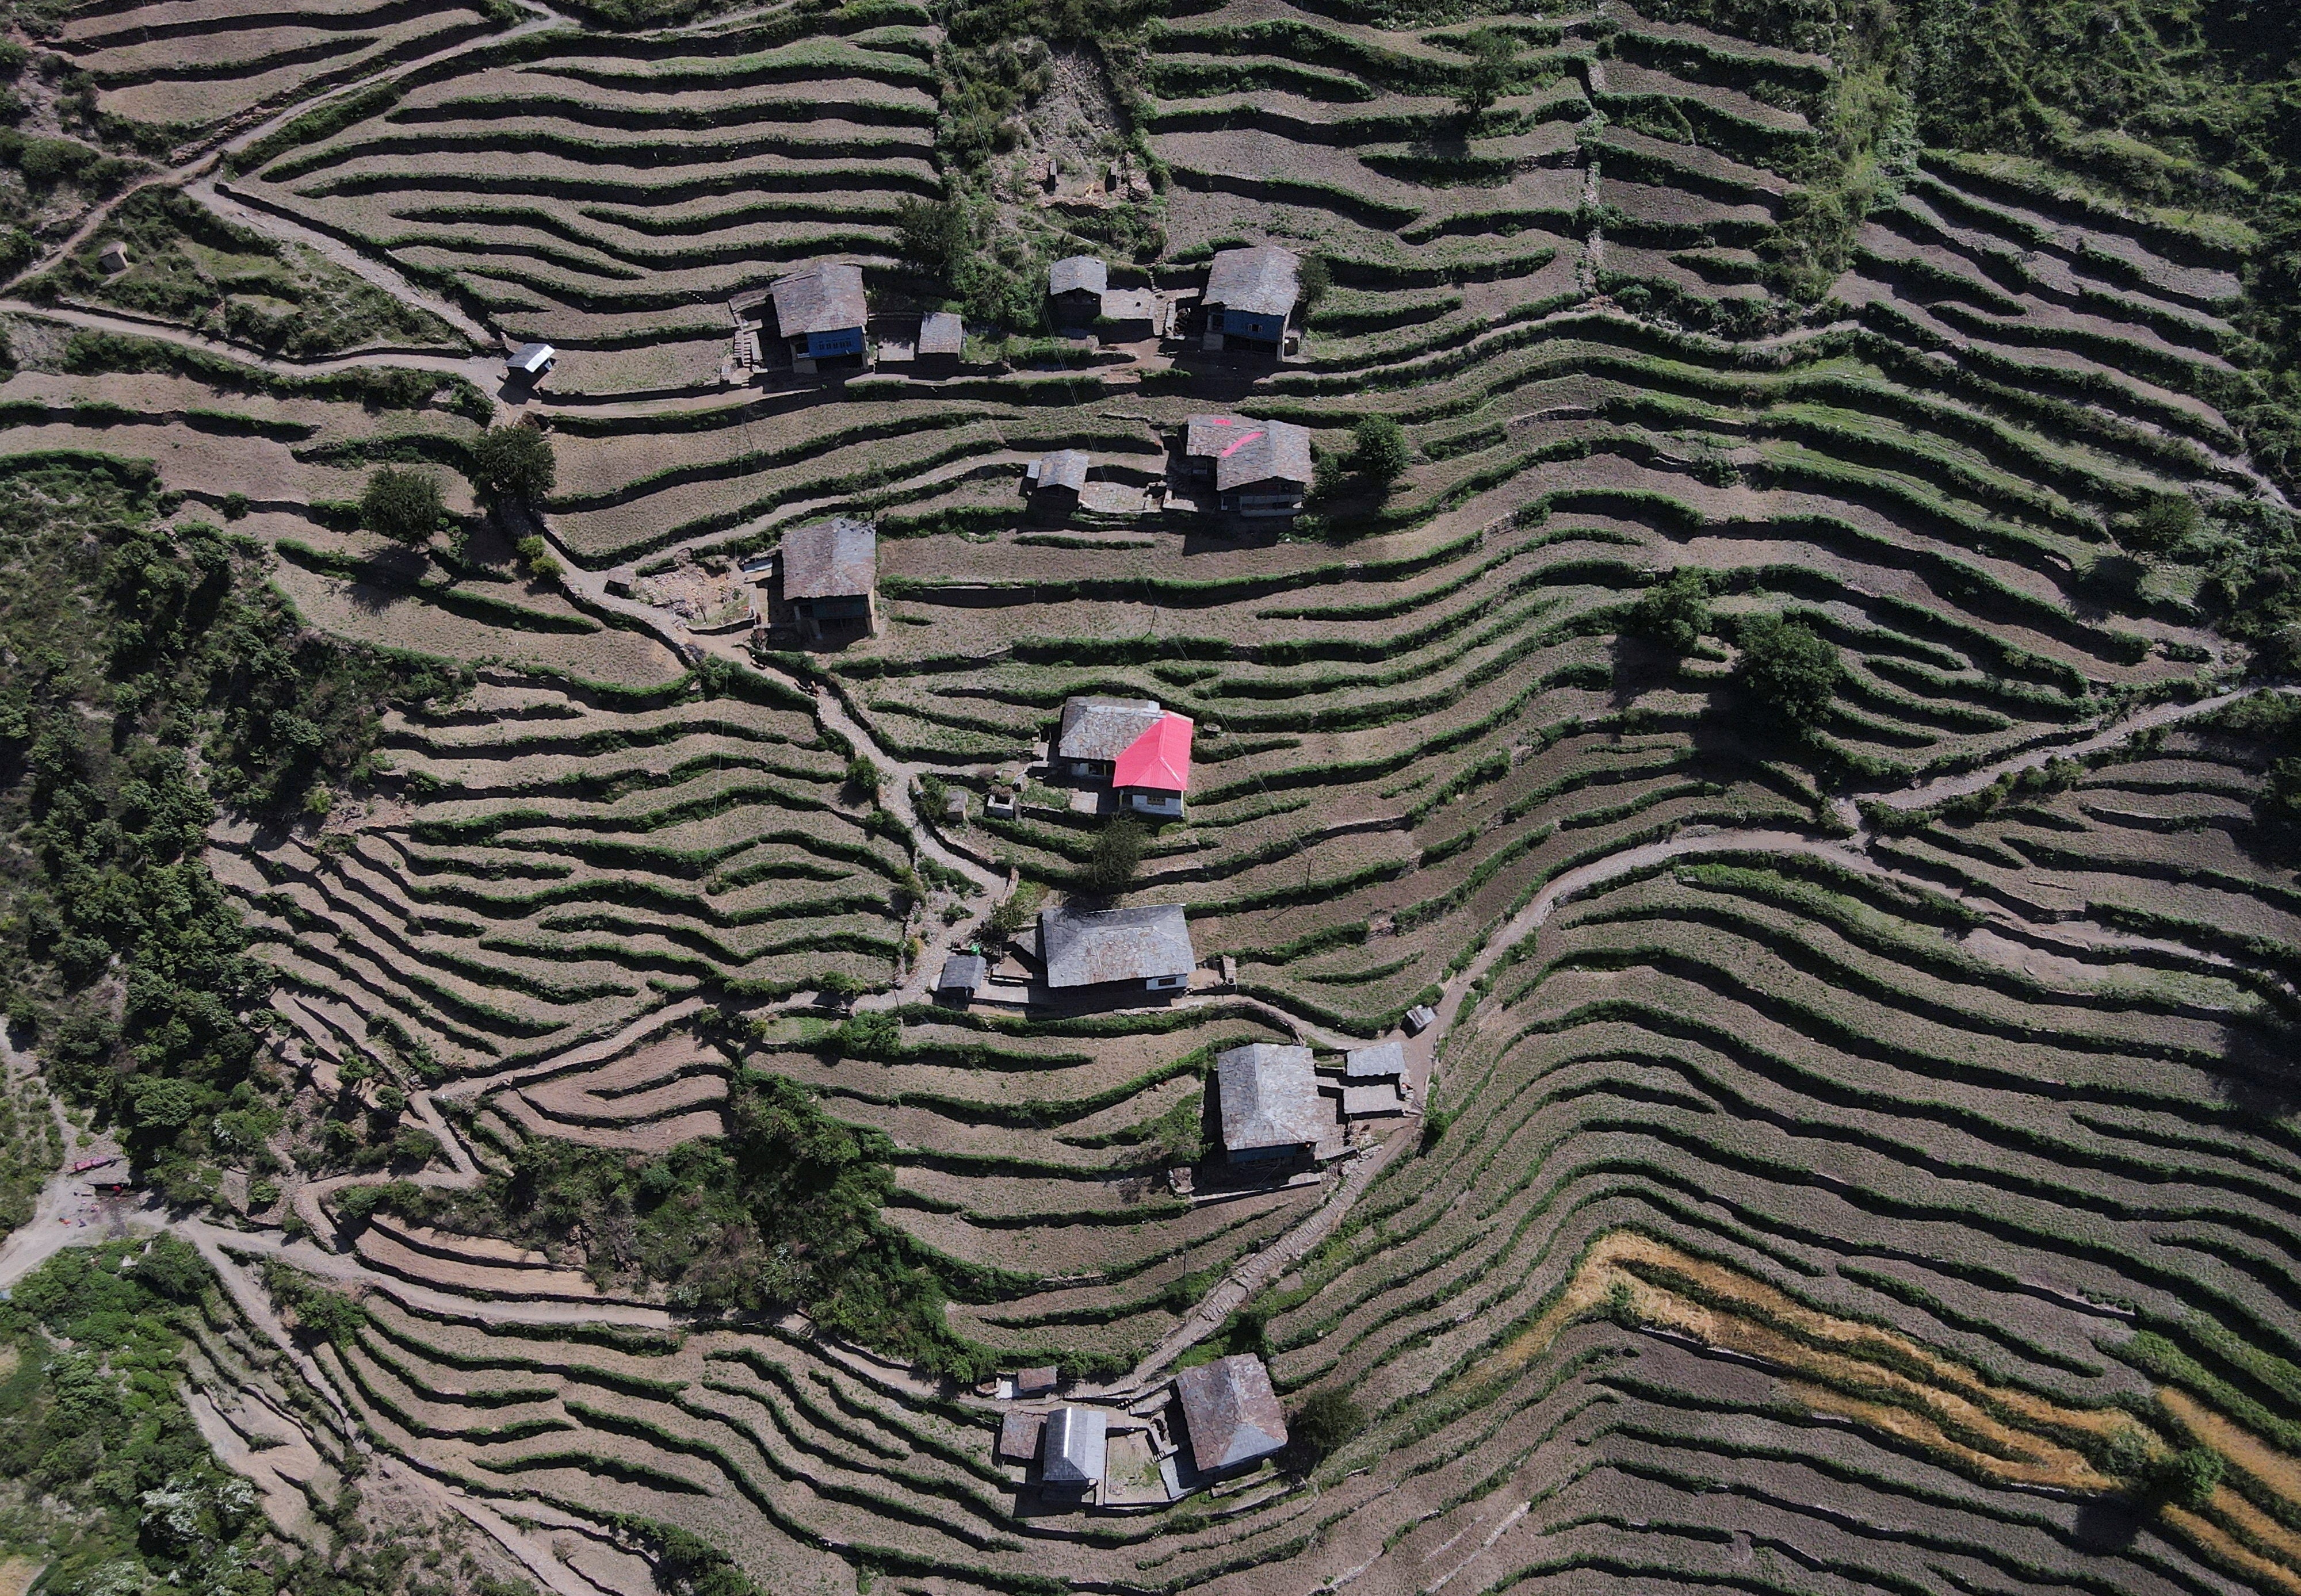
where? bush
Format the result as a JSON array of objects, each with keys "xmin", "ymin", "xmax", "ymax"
[
  {"xmin": 844, "ymin": 755, "xmax": 882, "ymax": 798},
  {"xmin": 468, "ymin": 419, "xmax": 555, "ymax": 506},
  {"xmin": 219, "ymin": 491, "xmax": 249, "ymax": 521},
  {"xmin": 985, "ymin": 879, "xmax": 1045, "ymax": 940},
  {"xmin": 895, "ymin": 196, "xmax": 968, "ymax": 277},
  {"xmin": 1290, "ymin": 1388, "xmax": 1363, "ymax": 1464},
  {"xmin": 1085, "ymin": 816, "xmax": 1144, "ymax": 895},
  {"xmin": 360, "ymin": 465, "xmax": 443, "ymax": 545},
  {"xmin": 1632, "ymin": 568, "xmax": 1710, "ymax": 653},
  {"xmin": 2123, "ymin": 491, "xmax": 2200, "ymax": 553},
  {"xmin": 1298, "ymin": 255, "xmax": 1332, "ymax": 316},
  {"xmin": 1736, "ymin": 614, "xmax": 1841, "ymax": 730},
  {"xmin": 2145, "ymin": 1445, "xmax": 2224, "ymax": 1510},
  {"xmin": 1352, "ymin": 415, "xmax": 1411, "ymax": 488}
]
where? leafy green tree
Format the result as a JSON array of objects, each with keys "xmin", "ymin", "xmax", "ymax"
[
  {"xmin": 360, "ymin": 465, "xmax": 443, "ymax": 545},
  {"xmin": 467, "ymin": 418, "xmax": 556, "ymax": 506},
  {"xmin": 1297, "ymin": 254, "xmax": 1333, "ymax": 316},
  {"xmin": 2146, "ymin": 1446, "xmax": 2225, "ymax": 1510},
  {"xmin": 1736, "ymin": 613, "xmax": 1841, "ymax": 730},
  {"xmin": 845, "ymin": 755, "xmax": 883, "ymax": 797},
  {"xmin": 1085, "ymin": 814, "xmax": 1145, "ymax": 895},
  {"xmin": 1457, "ymin": 28, "xmax": 1518, "ymax": 120},
  {"xmin": 2123, "ymin": 491, "xmax": 2200, "ymax": 553},
  {"xmin": 1352, "ymin": 414, "xmax": 1411, "ymax": 488},
  {"xmin": 1291, "ymin": 1388, "xmax": 1364, "ymax": 1464},
  {"xmin": 1632, "ymin": 568, "xmax": 1711, "ymax": 653},
  {"xmin": 895, "ymin": 196, "xmax": 969, "ymax": 278}
]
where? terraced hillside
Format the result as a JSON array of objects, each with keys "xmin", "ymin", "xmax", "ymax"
[{"xmin": 3, "ymin": 0, "xmax": 2301, "ymax": 1594}]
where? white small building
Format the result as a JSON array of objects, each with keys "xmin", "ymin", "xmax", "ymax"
[{"xmin": 509, "ymin": 342, "xmax": 556, "ymax": 380}]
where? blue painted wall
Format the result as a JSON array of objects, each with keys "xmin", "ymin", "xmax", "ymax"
[
  {"xmin": 1212, "ymin": 308, "xmax": 1286, "ymax": 343},
  {"xmin": 807, "ymin": 326, "xmax": 864, "ymax": 358}
]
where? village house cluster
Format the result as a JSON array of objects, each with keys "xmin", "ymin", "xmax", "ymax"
[{"xmin": 992, "ymin": 1352, "xmax": 1293, "ymax": 1508}]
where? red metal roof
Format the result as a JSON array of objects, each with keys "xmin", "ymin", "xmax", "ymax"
[{"xmin": 1113, "ymin": 712, "xmax": 1192, "ymax": 794}]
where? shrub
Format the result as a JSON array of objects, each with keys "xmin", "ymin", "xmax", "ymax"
[
  {"xmin": 844, "ymin": 755, "xmax": 883, "ymax": 798},
  {"xmin": 985, "ymin": 879, "xmax": 1045, "ymax": 940},
  {"xmin": 360, "ymin": 465, "xmax": 443, "ymax": 545},
  {"xmin": 219, "ymin": 491, "xmax": 249, "ymax": 521},
  {"xmin": 2123, "ymin": 491, "xmax": 2200, "ymax": 553},
  {"xmin": 2145, "ymin": 1446, "xmax": 2224, "ymax": 1510},
  {"xmin": 1632, "ymin": 568, "xmax": 1710, "ymax": 654},
  {"xmin": 1085, "ymin": 816, "xmax": 1144, "ymax": 895},
  {"xmin": 1736, "ymin": 614, "xmax": 1841, "ymax": 730},
  {"xmin": 467, "ymin": 419, "xmax": 555, "ymax": 506},
  {"xmin": 1352, "ymin": 415, "xmax": 1411, "ymax": 488},
  {"xmin": 1298, "ymin": 255, "xmax": 1332, "ymax": 316}
]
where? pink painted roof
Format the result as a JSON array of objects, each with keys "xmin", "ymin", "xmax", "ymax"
[{"xmin": 1112, "ymin": 712, "xmax": 1192, "ymax": 794}]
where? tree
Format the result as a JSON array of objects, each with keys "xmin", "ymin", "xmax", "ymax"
[
  {"xmin": 845, "ymin": 755, "xmax": 883, "ymax": 798},
  {"xmin": 1085, "ymin": 815, "xmax": 1144, "ymax": 895},
  {"xmin": 1632, "ymin": 568, "xmax": 1711, "ymax": 654},
  {"xmin": 895, "ymin": 196, "xmax": 969, "ymax": 278},
  {"xmin": 2123, "ymin": 491, "xmax": 2199, "ymax": 554},
  {"xmin": 360, "ymin": 466, "xmax": 444, "ymax": 545},
  {"xmin": 468, "ymin": 418, "xmax": 556, "ymax": 506},
  {"xmin": 1457, "ymin": 28, "xmax": 1518, "ymax": 121},
  {"xmin": 1736, "ymin": 613, "xmax": 1841, "ymax": 730},
  {"xmin": 2145, "ymin": 1446, "xmax": 2226, "ymax": 1510},
  {"xmin": 1297, "ymin": 254, "xmax": 1332, "ymax": 317},
  {"xmin": 1290, "ymin": 1388, "xmax": 1364, "ymax": 1464},
  {"xmin": 1352, "ymin": 415, "xmax": 1411, "ymax": 488}
]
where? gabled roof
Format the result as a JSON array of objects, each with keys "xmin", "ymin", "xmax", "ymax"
[
  {"xmin": 1216, "ymin": 1043, "xmax": 1324, "ymax": 1152},
  {"xmin": 1204, "ymin": 245, "xmax": 1301, "ymax": 318},
  {"xmin": 1184, "ymin": 414, "xmax": 1254, "ymax": 460},
  {"xmin": 938, "ymin": 954, "xmax": 987, "ymax": 993},
  {"xmin": 919, "ymin": 310, "xmax": 964, "ymax": 355},
  {"xmin": 509, "ymin": 342, "xmax": 555, "ymax": 373},
  {"xmin": 770, "ymin": 261, "xmax": 867, "ymax": 335},
  {"xmin": 780, "ymin": 517, "xmax": 876, "ymax": 599},
  {"xmin": 1034, "ymin": 450, "xmax": 1090, "ymax": 493},
  {"xmin": 1344, "ymin": 1040, "xmax": 1404, "ymax": 1079},
  {"xmin": 1049, "ymin": 255, "xmax": 1109, "ymax": 297},
  {"xmin": 1214, "ymin": 419, "xmax": 1313, "ymax": 492},
  {"xmin": 1113, "ymin": 713, "xmax": 1192, "ymax": 794},
  {"xmin": 1174, "ymin": 1354, "xmax": 1289, "ymax": 1472},
  {"xmin": 1039, "ymin": 904, "xmax": 1195, "ymax": 988},
  {"xmin": 1041, "ymin": 1406, "xmax": 1107, "ymax": 1484},
  {"xmin": 1057, "ymin": 696, "xmax": 1165, "ymax": 763}
]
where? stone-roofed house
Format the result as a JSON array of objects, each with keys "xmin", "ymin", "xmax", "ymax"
[
  {"xmin": 1216, "ymin": 1043, "xmax": 1325, "ymax": 1161},
  {"xmin": 1038, "ymin": 904, "xmax": 1195, "ymax": 994},
  {"xmin": 918, "ymin": 309, "xmax": 964, "ymax": 373},
  {"xmin": 997, "ymin": 1410, "xmax": 1045, "ymax": 1463},
  {"xmin": 937, "ymin": 953, "xmax": 987, "ymax": 1004},
  {"xmin": 1027, "ymin": 449, "xmax": 1091, "ymax": 520},
  {"xmin": 1041, "ymin": 1406, "xmax": 1108, "ymax": 1488},
  {"xmin": 1049, "ymin": 255, "xmax": 1109, "ymax": 330},
  {"xmin": 1056, "ymin": 695, "xmax": 1167, "ymax": 782},
  {"xmin": 1181, "ymin": 414, "xmax": 1313, "ymax": 520},
  {"xmin": 1344, "ymin": 1041, "xmax": 1404, "ymax": 1080},
  {"xmin": 1111, "ymin": 711, "xmax": 1192, "ymax": 818},
  {"xmin": 1201, "ymin": 244, "xmax": 1301, "ymax": 354},
  {"xmin": 778, "ymin": 516, "xmax": 876, "ymax": 641},
  {"xmin": 508, "ymin": 342, "xmax": 556, "ymax": 381},
  {"xmin": 1173, "ymin": 1353, "xmax": 1289, "ymax": 1473},
  {"xmin": 1099, "ymin": 286, "xmax": 1161, "ymax": 340},
  {"xmin": 770, "ymin": 261, "xmax": 869, "ymax": 371}
]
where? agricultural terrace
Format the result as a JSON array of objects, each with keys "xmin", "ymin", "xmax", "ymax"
[{"xmin": 0, "ymin": 0, "xmax": 2299, "ymax": 1594}]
